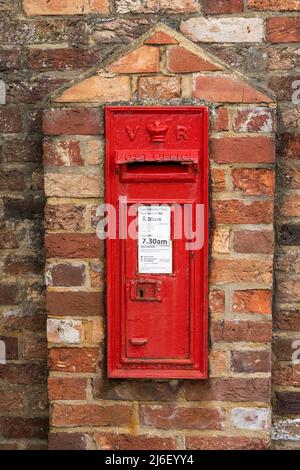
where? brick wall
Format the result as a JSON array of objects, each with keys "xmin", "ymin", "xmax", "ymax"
[{"xmin": 0, "ymin": 0, "xmax": 299, "ymax": 450}]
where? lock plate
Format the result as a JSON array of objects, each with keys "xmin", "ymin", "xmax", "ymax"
[{"xmin": 130, "ymin": 280, "xmax": 162, "ymax": 302}]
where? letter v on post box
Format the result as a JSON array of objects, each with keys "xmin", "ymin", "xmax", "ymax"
[{"xmin": 105, "ymin": 106, "xmax": 209, "ymax": 379}]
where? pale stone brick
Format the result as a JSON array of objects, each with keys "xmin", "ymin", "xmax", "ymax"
[
  {"xmin": 45, "ymin": 173, "xmax": 103, "ymax": 198},
  {"xmin": 47, "ymin": 319, "xmax": 84, "ymax": 345},
  {"xmin": 56, "ymin": 76, "xmax": 131, "ymax": 103},
  {"xmin": 231, "ymin": 407, "xmax": 271, "ymax": 431}
]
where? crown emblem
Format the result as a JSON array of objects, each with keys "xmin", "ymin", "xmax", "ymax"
[{"xmin": 146, "ymin": 121, "xmax": 168, "ymax": 143}]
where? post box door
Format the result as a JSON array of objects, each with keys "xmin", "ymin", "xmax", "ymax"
[{"xmin": 106, "ymin": 106, "xmax": 208, "ymax": 379}]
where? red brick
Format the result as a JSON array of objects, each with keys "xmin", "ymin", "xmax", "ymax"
[
  {"xmin": 4, "ymin": 256, "xmax": 42, "ymax": 275},
  {"xmin": 209, "ymin": 290, "xmax": 225, "ymax": 314},
  {"xmin": 273, "ymin": 363, "xmax": 300, "ymax": 386},
  {"xmin": 0, "ymin": 391, "xmax": 24, "ymax": 413},
  {"xmin": 43, "ymin": 140, "xmax": 83, "ymax": 166},
  {"xmin": 144, "ymin": 31, "xmax": 178, "ymax": 45},
  {"xmin": 45, "ymin": 233, "xmax": 104, "ymax": 259},
  {"xmin": 273, "ymin": 337, "xmax": 294, "ymax": 361},
  {"xmin": 280, "ymin": 134, "xmax": 300, "ymax": 159},
  {"xmin": 138, "ymin": 76, "xmax": 181, "ymax": 99},
  {"xmin": 7, "ymin": 77, "xmax": 67, "ymax": 104},
  {"xmin": 46, "ymin": 291, "xmax": 104, "ymax": 317},
  {"xmin": 185, "ymin": 378, "xmax": 271, "ymax": 402},
  {"xmin": 51, "ymin": 403, "xmax": 132, "ymax": 427},
  {"xmin": 95, "ymin": 433, "xmax": 177, "ymax": 450},
  {"xmin": 249, "ymin": 0, "xmax": 300, "ymax": 11},
  {"xmin": 0, "ymin": 285, "xmax": 19, "ymax": 305},
  {"xmin": 204, "ymin": 0, "xmax": 244, "ymax": 13},
  {"xmin": 212, "ymin": 320, "xmax": 272, "ymax": 343},
  {"xmin": 0, "ymin": 108, "xmax": 22, "ymax": 133},
  {"xmin": 211, "ymin": 169, "xmax": 226, "ymax": 192},
  {"xmin": 46, "ymin": 263, "xmax": 86, "ymax": 287},
  {"xmin": 233, "ymin": 231, "xmax": 274, "ymax": 254},
  {"xmin": 212, "ymin": 108, "xmax": 229, "ymax": 132},
  {"xmin": 186, "ymin": 436, "xmax": 269, "ymax": 450},
  {"xmin": 0, "ymin": 170, "xmax": 26, "ymax": 191},
  {"xmin": 23, "ymin": 333, "xmax": 47, "ymax": 360},
  {"xmin": 167, "ymin": 47, "xmax": 222, "ymax": 73},
  {"xmin": 48, "ymin": 376, "xmax": 87, "ymax": 400},
  {"xmin": 140, "ymin": 405, "xmax": 224, "ymax": 430},
  {"xmin": 234, "ymin": 108, "xmax": 276, "ymax": 133},
  {"xmin": 193, "ymin": 75, "xmax": 272, "ymax": 103},
  {"xmin": 108, "ymin": 46, "xmax": 159, "ymax": 73},
  {"xmin": 232, "ymin": 169, "xmax": 275, "ymax": 195},
  {"xmin": 48, "ymin": 432, "xmax": 87, "ymax": 450},
  {"xmin": 212, "ymin": 200, "xmax": 274, "ymax": 224},
  {"xmin": 233, "ymin": 289, "xmax": 272, "ymax": 314},
  {"xmin": 43, "ymin": 108, "xmax": 103, "ymax": 136},
  {"xmin": 49, "ymin": 348, "xmax": 98, "ymax": 372},
  {"xmin": 45, "ymin": 204, "xmax": 85, "ymax": 231},
  {"xmin": 267, "ymin": 17, "xmax": 300, "ymax": 43},
  {"xmin": 2, "ymin": 417, "xmax": 48, "ymax": 439},
  {"xmin": 27, "ymin": 47, "xmax": 102, "ymax": 71},
  {"xmin": 0, "ymin": 363, "xmax": 47, "ymax": 385},
  {"xmin": 23, "ymin": 0, "xmax": 110, "ymax": 15},
  {"xmin": 211, "ymin": 136, "xmax": 275, "ymax": 164},
  {"xmin": 211, "ymin": 259, "xmax": 272, "ymax": 285},
  {"xmin": 231, "ymin": 351, "xmax": 271, "ymax": 373},
  {"xmin": 274, "ymin": 309, "xmax": 300, "ymax": 331}
]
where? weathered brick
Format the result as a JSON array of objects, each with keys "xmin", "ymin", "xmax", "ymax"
[
  {"xmin": 211, "ymin": 108, "xmax": 229, "ymax": 132},
  {"xmin": 0, "ymin": 49, "xmax": 21, "ymax": 71},
  {"xmin": 279, "ymin": 224, "xmax": 300, "ymax": 245},
  {"xmin": 140, "ymin": 405, "xmax": 224, "ymax": 430},
  {"xmin": 212, "ymin": 200, "xmax": 274, "ymax": 224},
  {"xmin": 0, "ymin": 364, "xmax": 47, "ymax": 385},
  {"xmin": 231, "ymin": 351, "xmax": 271, "ymax": 373},
  {"xmin": 56, "ymin": 75, "xmax": 131, "ymax": 103},
  {"xmin": 181, "ymin": 17, "xmax": 264, "ymax": 43},
  {"xmin": 49, "ymin": 348, "xmax": 98, "ymax": 373},
  {"xmin": 273, "ymin": 363, "xmax": 300, "ymax": 386},
  {"xmin": 93, "ymin": 378, "xmax": 181, "ymax": 401},
  {"xmin": 185, "ymin": 378, "xmax": 271, "ymax": 402},
  {"xmin": 187, "ymin": 436, "xmax": 269, "ymax": 450},
  {"xmin": 250, "ymin": 0, "xmax": 300, "ymax": 11},
  {"xmin": 212, "ymin": 228, "xmax": 230, "ymax": 254},
  {"xmin": 116, "ymin": 0, "xmax": 159, "ymax": 13},
  {"xmin": 233, "ymin": 108, "xmax": 276, "ymax": 133},
  {"xmin": 167, "ymin": 47, "xmax": 222, "ymax": 73},
  {"xmin": 281, "ymin": 106, "xmax": 300, "ymax": 131},
  {"xmin": 48, "ymin": 432, "xmax": 87, "ymax": 450},
  {"xmin": 47, "ymin": 319, "xmax": 84, "ymax": 345},
  {"xmin": 108, "ymin": 46, "xmax": 159, "ymax": 73},
  {"xmin": 268, "ymin": 47, "xmax": 296, "ymax": 71},
  {"xmin": 46, "ymin": 291, "xmax": 104, "ymax": 316},
  {"xmin": 233, "ymin": 289, "xmax": 272, "ymax": 314},
  {"xmin": 7, "ymin": 76, "xmax": 67, "ymax": 104},
  {"xmin": 46, "ymin": 263, "xmax": 86, "ymax": 287},
  {"xmin": 204, "ymin": 0, "xmax": 244, "ymax": 13},
  {"xmin": 51, "ymin": 403, "xmax": 132, "ymax": 427},
  {"xmin": 211, "ymin": 169, "xmax": 226, "ymax": 192},
  {"xmin": 0, "ymin": 336, "xmax": 18, "ymax": 360},
  {"xmin": 45, "ymin": 234, "xmax": 104, "ymax": 259},
  {"xmin": 209, "ymin": 351, "xmax": 228, "ymax": 377},
  {"xmin": 5, "ymin": 140, "xmax": 41, "ymax": 163},
  {"xmin": 211, "ymin": 136, "xmax": 275, "ymax": 163},
  {"xmin": 22, "ymin": 333, "xmax": 47, "ymax": 360},
  {"xmin": 95, "ymin": 433, "xmax": 177, "ymax": 450},
  {"xmin": 274, "ymin": 308, "xmax": 300, "ymax": 331},
  {"xmin": 267, "ymin": 17, "xmax": 300, "ymax": 43},
  {"xmin": 48, "ymin": 377, "xmax": 87, "ymax": 400},
  {"xmin": 232, "ymin": 169, "xmax": 275, "ymax": 195},
  {"xmin": 280, "ymin": 194, "xmax": 300, "ymax": 218},
  {"xmin": 194, "ymin": 75, "xmax": 271, "ymax": 103},
  {"xmin": 268, "ymin": 75, "xmax": 296, "ymax": 101},
  {"xmin": 209, "ymin": 290, "xmax": 225, "ymax": 314},
  {"xmin": 0, "ymin": 285, "xmax": 19, "ymax": 305},
  {"xmin": 212, "ymin": 320, "xmax": 272, "ymax": 343},
  {"xmin": 160, "ymin": 0, "xmax": 200, "ymax": 11},
  {"xmin": 45, "ymin": 204, "xmax": 85, "ymax": 231},
  {"xmin": 273, "ymin": 337, "xmax": 295, "ymax": 361},
  {"xmin": 231, "ymin": 407, "xmax": 270, "ymax": 431},
  {"xmin": 0, "ymin": 170, "xmax": 26, "ymax": 191},
  {"xmin": 43, "ymin": 108, "xmax": 103, "ymax": 135},
  {"xmin": 43, "ymin": 140, "xmax": 83, "ymax": 166},
  {"xmin": 2, "ymin": 417, "xmax": 48, "ymax": 439},
  {"xmin": 44, "ymin": 173, "xmax": 103, "ymax": 198},
  {"xmin": 276, "ymin": 392, "xmax": 300, "ymax": 414},
  {"xmin": 138, "ymin": 76, "xmax": 181, "ymax": 100},
  {"xmin": 4, "ymin": 256, "xmax": 42, "ymax": 276},
  {"xmin": 23, "ymin": 0, "xmax": 110, "ymax": 16},
  {"xmin": 27, "ymin": 47, "xmax": 102, "ymax": 71},
  {"xmin": 278, "ymin": 279, "xmax": 300, "ymax": 302},
  {"xmin": 0, "ymin": 391, "xmax": 23, "ymax": 414},
  {"xmin": 0, "ymin": 108, "xmax": 22, "ymax": 133}
]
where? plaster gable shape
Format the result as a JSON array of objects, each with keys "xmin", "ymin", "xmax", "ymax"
[{"xmin": 52, "ymin": 23, "xmax": 275, "ymax": 104}]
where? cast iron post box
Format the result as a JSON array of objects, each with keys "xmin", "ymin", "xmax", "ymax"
[{"xmin": 105, "ymin": 106, "xmax": 208, "ymax": 379}]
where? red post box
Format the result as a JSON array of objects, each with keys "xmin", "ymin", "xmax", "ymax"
[{"xmin": 105, "ymin": 106, "xmax": 208, "ymax": 379}]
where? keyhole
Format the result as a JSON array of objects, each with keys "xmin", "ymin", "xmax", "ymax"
[{"xmin": 139, "ymin": 289, "xmax": 144, "ymax": 298}]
